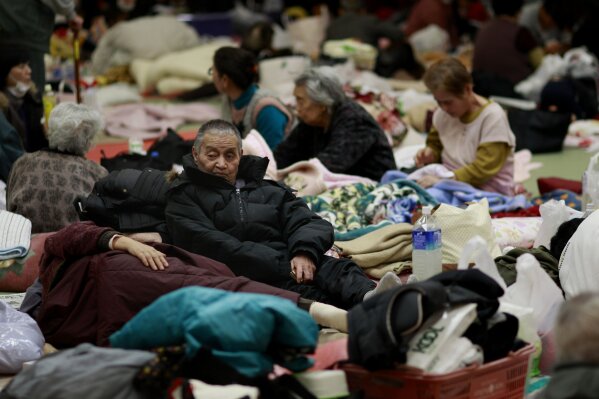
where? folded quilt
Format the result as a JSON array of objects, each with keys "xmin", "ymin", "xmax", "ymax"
[
  {"xmin": 304, "ymin": 180, "xmax": 437, "ymax": 240},
  {"xmin": 335, "ymin": 223, "xmax": 412, "ymax": 268},
  {"xmin": 0, "ymin": 210, "xmax": 31, "ymax": 260}
]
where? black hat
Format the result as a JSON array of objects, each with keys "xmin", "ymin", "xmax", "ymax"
[{"xmin": 0, "ymin": 46, "xmax": 29, "ymax": 90}]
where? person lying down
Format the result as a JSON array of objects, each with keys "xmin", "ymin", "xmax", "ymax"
[{"xmin": 34, "ymin": 221, "xmax": 354, "ymax": 348}]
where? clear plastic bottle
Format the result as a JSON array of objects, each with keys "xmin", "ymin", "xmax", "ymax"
[
  {"xmin": 42, "ymin": 84, "xmax": 57, "ymax": 130},
  {"xmin": 412, "ymin": 205, "xmax": 442, "ymax": 281}
]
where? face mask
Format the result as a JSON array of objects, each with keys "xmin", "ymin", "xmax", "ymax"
[{"xmin": 7, "ymin": 80, "xmax": 31, "ymax": 98}]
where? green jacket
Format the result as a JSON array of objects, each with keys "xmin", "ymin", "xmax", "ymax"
[{"xmin": 494, "ymin": 246, "xmax": 560, "ymax": 289}]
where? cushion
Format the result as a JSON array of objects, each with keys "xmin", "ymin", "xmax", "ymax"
[
  {"xmin": 0, "ymin": 233, "xmax": 52, "ymax": 292},
  {"xmin": 434, "ymin": 199, "xmax": 502, "ymax": 263}
]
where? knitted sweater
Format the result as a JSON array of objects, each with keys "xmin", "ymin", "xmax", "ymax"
[{"xmin": 6, "ymin": 150, "xmax": 107, "ymax": 233}]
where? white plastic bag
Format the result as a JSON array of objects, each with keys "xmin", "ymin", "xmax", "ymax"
[
  {"xmin": 0, "ymin": 300, "xmax": 44, "ymax": 373},
  {"xmin": 582, "ymin": 151, "xmax": 599, "ymax": 211},
  {"xmin": 533, "ymin": 200, "xmax": 582, "ymax": 249},
  {"xmin": 502, "ymin": 254, "xmax": 564, "ymax": 335},
  {"xmin": 458, "ymin": 236, "xmax": 507, "ymax": 291},
  {"xmin": 407, "ymin": 304, "xmax": 478, "ymax": 372}
]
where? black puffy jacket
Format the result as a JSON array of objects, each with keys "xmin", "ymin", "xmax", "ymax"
[{"xmin": 165, "ymin": 154, "xmax": 334, "ymax": 284}]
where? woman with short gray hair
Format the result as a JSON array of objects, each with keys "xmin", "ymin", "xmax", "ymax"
[
  {"xmin": 274, "ymin": 68, "xmax": 396, "ymax": 181},
  {"xmin": 47, "ymin": 102, "xmax": 103, "ymax": 156},
  {"xmin": 6, "ymin": 103, "xmax": 108, "ymax": 233}
]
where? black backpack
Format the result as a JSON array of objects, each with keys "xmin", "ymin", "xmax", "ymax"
[
  {"xmin": 508, "ymin": 109, "xmax": 572, "ymax": 153},
  {"xmin": 100, "ymin": 129, "xmax": 194, "ymax": 172}
]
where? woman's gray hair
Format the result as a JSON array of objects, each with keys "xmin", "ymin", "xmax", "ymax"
[
  {"xmin": 294, "ymin": 68, "xmax": 347, "ymax": 113},
  {"xmin": 555, "ymin": 292, "xmax": 599, "ymax": 364},
  {"xmin": 194, "ymin": 119, "xmax": 242, "ymax": 152},
  {"xmin": 47, "ymin": 103, "xmax": 103, "ymax": 156}
]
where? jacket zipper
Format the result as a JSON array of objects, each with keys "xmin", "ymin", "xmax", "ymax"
[{"xmin": 235, "ymin": 188, "xmax": 245, "ymax": 222}]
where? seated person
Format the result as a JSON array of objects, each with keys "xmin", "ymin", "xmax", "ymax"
[
  {"xmin": 402, "ymin": 0, "xmax": 459, "ymax": 47},
  {"xmin": 542, "ymin": 292, "xmax": 599, "ymax": 398},
  {"xmin": 274, "ymin": 68, "xmax": 397, "ymax": 181},
  {"xmin": 326, "ymin": 0, "xmax": 403, "ymax": 47},
  {"xmin": 519, "ymin": 0, "xmax": 577, "ymax": 54},
  {"xmin": 0, "ymin": 110, "xmax": 24, "ymax": 183},
  {"xmin": 414, "ymin": 58, "xmax": 516, "ymax": 195},
  {"xmin": 472, "ymin": 0, "xmax": 543, "ymax": 97},
  {"xmin": 212, "ymin": 46, "xmax": 294, "ymax": 150},
  {"xmin": 35, "ymin": 221, "xmax": 349, "ymax": 348},
  {"xmin": 6, "ymin": 103, "xmax": 108, "ymax": 233},
  {"xmin": 0, "ymin": 45, "xmax": 47, "ymax": 152},
  {"xmin": 166, "ymin": 119, "xmax": 400, "ymax": 309}
]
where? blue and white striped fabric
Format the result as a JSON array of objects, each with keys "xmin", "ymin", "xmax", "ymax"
[{"xmin": 0, "ymin": 210, "xmax": 31, "ymax": 260}]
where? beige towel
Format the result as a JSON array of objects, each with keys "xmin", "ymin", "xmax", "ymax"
[
  {"xmin": 335, "ymin": 224, "xmax": 413, "ymax": 268},
  {"xmin": 366, "ymin": 261, "xmax": 412, "ymax": 279}
]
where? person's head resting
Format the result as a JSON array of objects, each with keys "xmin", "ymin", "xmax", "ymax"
[
  {"xmin": 293, "ymin": 68, "xmax": 347, "ymax": 127},
  {"xmin": 423, "ymin": 57, "xmax": 475, "ymax": 119},
  {"xmin": 0, "ymin": 46, "xmax": 33, "ymax": 97},
  {"xmin": 212, "ymin": 47, "xmax": 258, "ymax": 95},
  {"xmin": 555, "ymin": 292, "xmax": 599, "ymax": 364},
  {"xmin": 47, "ymin": 103, "xmax": 103, "ymax": 156},
  {"xmin": 491, "ymin": 0, "xmax": 524, "ymax": 17},
  {"xmin": 192, "ymin": 119, "xmax": 243, "ymax": 185}
]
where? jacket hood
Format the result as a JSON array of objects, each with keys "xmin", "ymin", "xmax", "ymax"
[{"xmin": 173, "ymin": 154, "xmax": 270, "ymax": 189}]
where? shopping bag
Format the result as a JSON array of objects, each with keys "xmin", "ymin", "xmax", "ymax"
[
  {"xmin": 502, "ymin": 254, "xmax": 564, "ymax": 335},
  {"xmin": 0, "ymin": 300, "xmax": 44, "ymax": 373},
  {"xmin": 458, "ymin": 235, "xmax": 507, "ymax": 291}
]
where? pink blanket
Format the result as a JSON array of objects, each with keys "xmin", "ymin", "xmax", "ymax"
[
  {"xmin": 103, "ymin": 102, "xmax": 220, "ymax": 139},
  {"xmin": 242, "ymin": 130, "xmax": 376, "ymax": 196}
]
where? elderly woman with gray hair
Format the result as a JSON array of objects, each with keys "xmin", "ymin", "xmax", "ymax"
[
  {"xmin": 6, "ymin": 103, "xmax": 108, "ymax": 233},
  {"xmin": 273, "ymin": 68, "xmax": 396, "ymax": 181},
  {"xmin": 542, "ymin": 292, "xmax": 599, "ymax": 398}
]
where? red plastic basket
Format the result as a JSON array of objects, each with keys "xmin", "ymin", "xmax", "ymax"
[{"xmin": 341, "ymin": 344, "xmax": 535, "ymax": 399}]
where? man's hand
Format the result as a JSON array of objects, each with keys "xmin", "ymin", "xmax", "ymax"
[
  {"xmin": 415, "ymin": 147, "xmax": 437, "ymax": 168},
  {"xmin": 113, "ymin": 236, "xmax": 169, "ymax": 271},
  {"xmin": 417, "ymin": 174, "xmax": 441, "ymax": 188},
  {"xmin": 290, "ymin": 254, "xmax": 316, "ymax": 284}
]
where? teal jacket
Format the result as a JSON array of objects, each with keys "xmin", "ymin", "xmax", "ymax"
[
  {"xmin": 0, "ymin": 111, "xmax": 24, "ymax": 182},
  {"xmin": 109, "ymin": 286, "xmax": 318, "ymax": 377}
]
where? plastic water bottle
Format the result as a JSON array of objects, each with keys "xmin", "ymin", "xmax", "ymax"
[
  {"xmin": 412, "ymin": 205, "xmax": 442, "ymax": 281},
  {"xmin": 42, "ymin": 84, "xmax": 57, "ymax": 129}
]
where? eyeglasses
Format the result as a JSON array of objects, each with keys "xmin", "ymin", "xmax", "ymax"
[{"xmin": 208, "ymin": 67, "xmax": 213, "ymax": 76}]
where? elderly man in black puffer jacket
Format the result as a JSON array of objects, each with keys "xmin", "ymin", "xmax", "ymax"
[{"xmin": 165, "ymin": 119, "xmax": 396, "ymax": 309}]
